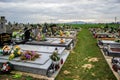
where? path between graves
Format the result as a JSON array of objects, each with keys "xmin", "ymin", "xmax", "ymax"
[{"xmin": 56, "ymin": 28, "xmax": 116, "ymax": 80}]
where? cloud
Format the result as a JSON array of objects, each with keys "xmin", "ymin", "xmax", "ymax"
[{"xmin": 0, "ymin": 0, "xmax": 120, "ymax": 23}]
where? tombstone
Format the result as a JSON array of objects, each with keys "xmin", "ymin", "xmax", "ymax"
[
  {"xmin": 50, "ymin": 24, "xmax": 57, "ymax": 36},
  {"xmin": 0, "ymin": 33, "xmax": 12, "ymax": 46},
  {"xmin": 46, "ymin": 27, "xmax": 52, "ymax": 36},
  {"xmin": 118, "ymin": 27, "xmax": 120, "ymax": 37},
  {"xmin": 0, "ymin": 16, "xmax": 7, "ymax": 33},
  {"xmin": 42, "ymin": 23, "xmax": 48, "ymax": 34}
]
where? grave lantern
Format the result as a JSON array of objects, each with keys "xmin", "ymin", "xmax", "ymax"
[{"xmin": 54, "ymin": 47, "xmax": 58, "ymax": 53}]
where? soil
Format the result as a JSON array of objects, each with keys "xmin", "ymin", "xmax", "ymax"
[
  {"xmin": 63, "ymin": 70, "xmax": 71, "ymax": 75},
  {"xmin": 81, "ymin": 64, "xmax": 94, "ymax": 70},
  {"xmin": 88, "ymin": 57, "xmax": 99, "ymax": 62},
  {"xmin": 84, "ymin": 57, "xmax": 99, "ymax": 62}
]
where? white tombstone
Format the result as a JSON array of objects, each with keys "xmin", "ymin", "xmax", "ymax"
[{"xmin": 0, "ymin": 16, "xmax": 7, "ymax": 33}]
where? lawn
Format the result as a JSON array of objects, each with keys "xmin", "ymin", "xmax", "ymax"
[
  {"xmin": 56, "ymin": 28, "xmax": 116, "ymax": 80},
  {"xmin": 0, "ymin": 73, "xmax": 40, "ymax": 80}
]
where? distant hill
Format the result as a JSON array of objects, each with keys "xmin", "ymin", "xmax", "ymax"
[{"xmin": 66, "ymin": 21, "xmax": 87, "ymax": 24}]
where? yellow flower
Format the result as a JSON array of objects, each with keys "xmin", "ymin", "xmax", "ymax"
[
  {"xmin": 10, "ymin": 53, "xmax": 15, "ymax": 57},
  {"xmin": 14, "ymin": 45, "xmax": 21, "ymax": 50},
  {"xmin": 9, "ymin": 53, "xmax": 15, "ymax": 60},
  {"xmin": 17, "ymin": 50, "xmax": 21, "ymax": 55}
]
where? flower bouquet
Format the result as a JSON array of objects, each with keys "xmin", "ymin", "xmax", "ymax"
[
  {"xmin": 20, "ymin": 50, "xmax": 40, "ymax": 61},
  {"xmin": 65, "ymin": 31, "xmax": 70, "ymax": 37},
  {"xmin": 115, "ymin": 39, "xmax": 120, "ymax": 42},
  {"xmin": 60, "ymin": 30, "xmax": 64, "ymax": 37},
  {"xmin": 36, "ymin": 33, "xmax": 41, "ymax": 41},
  {"xmin": 41, "ymin": 34, "xmax": 46, "ymax": 41},
  {"xmin": 9, "ymin": 45, "xmax": 22, "ymax": 60},
  {"xmin": 2, "ymin": 45, "xmax": 11, "ymax": 55},
  {"xmin": 50, "ymin": 51, "xmax": 60, "ymax": 63},
  {"xmin": 60, "ymin": 38, "xmax": 65, "ymax": 44}
]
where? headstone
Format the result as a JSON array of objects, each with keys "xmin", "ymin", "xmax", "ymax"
[
  {"xmin": 0, "ymin": 16, "xmax": 7, "ymax": 33},
  {"xmin": 0, "ymin": 33, "xmax": 12, "ymax": 46},
  {"xmin": 42, "ymin": 23, "xmax": 48, "ymax": 34},
  {"xmin": 50, "ymin": 24, "xmax": 57, "ymax": 36}
]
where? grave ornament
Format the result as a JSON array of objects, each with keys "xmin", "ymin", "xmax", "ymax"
[
  {"xmin": 0, "ymin": 62, "xmax": 13, "ymax": 74},
  {"xmin": 9, "ymin": 45, "xmax": 22, "ymax": 60},
  {"xmin": 50, "ymin": 48, "xmax": 60, "ymax": 62},
  {"xmin": 60, "ymin": 38, "xmax": 65, "ymax": 44},
  {"xmin": 20, "ymin": 50, "xmax": 40, "ymax": 61},
  {"xmin": 2, "ymin": 45, "xmax": 11, "ymax": 55},
  {"xmin": 0, "ymin": 16, "xmax": 7, "ymax": 33}
]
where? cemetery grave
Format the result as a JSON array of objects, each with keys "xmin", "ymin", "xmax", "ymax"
[
  {"xmin": 0, "ymin": 33, "xmax": 12, "ymax": 46},
  {"xmin": 12, "ymin": 30, "xmax": 25, "ymax": 44},
  {"xmin": 90, "ymin": 27, "xmax": 120, "ymax": 80},
  {"xmin": 0, "ymin": 16, "xmax": 7, "ymax": 33},
  {"xmin": 90, "ymin": 27, "xmax": 118, "ymax": 40},
  {"xmin": 26, "ymin": 38, "xmax": 74, "ymax": 49},
  {"xmin": 0, "ymin": 18, "xmax": 78, "ymax": 79},
  {"xmin": 97, "ymin": 40, "xmax": 120, "ymax": 48},
  {"xmin": 49, "ymin": 30, "xmax": 77, "ymax": 40},
  {"xmin": 103, "ymin": 44, "xmax": 120, "ymax": 57},
  {"xmin": 0, "ymin": 44, "xmax": 70, "ymax": 78},
  {"xmin": 0, "ymin": 19, "xmax": 76, "ymax": 78}
]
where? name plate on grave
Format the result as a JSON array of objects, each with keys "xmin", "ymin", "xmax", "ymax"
[{"xmin": 0, "ymin": 33, "xmax": 12, "ymax": 46}]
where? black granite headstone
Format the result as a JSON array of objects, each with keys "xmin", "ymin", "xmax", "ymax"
[{"xmin": 0, "ymin": 33, "xmax": 12, "ymax": 46}]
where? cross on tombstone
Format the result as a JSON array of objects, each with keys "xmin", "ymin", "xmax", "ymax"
[{"xmin": 0, "ymin": 16, "xmax": 7, "ymax": 33}]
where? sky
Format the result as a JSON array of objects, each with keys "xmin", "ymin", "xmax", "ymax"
[{"xmin": 0, "ymin": 0, "xmax": 120, "ymax": 23}]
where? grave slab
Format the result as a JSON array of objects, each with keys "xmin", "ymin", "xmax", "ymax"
[
  {"xmin": 0, "ymin": 52, "xmax": 51, "ymax": 65},
  {"xmin": 0, "ymin": 45, "xmax": 69, "ymax": 77},
  {"xmin": 0, "ymin": 50, "xmax": 70, "ymax": 77},
  {"xmin": 97, "ymin": 40, "xmax": 120, "ymax": 48},
  {"xmin": 25, "ymin": 38, "xmax": 73, "ymax": 49},
  {"xmin": 18, "ymin": 44, "xmax": 65, "ymax": 54}
]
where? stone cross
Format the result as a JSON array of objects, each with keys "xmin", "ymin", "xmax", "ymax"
[{"xmin": 0, "ymin": 16, "xmax": 7, "ymax": 33}]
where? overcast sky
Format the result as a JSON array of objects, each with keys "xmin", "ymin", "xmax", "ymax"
[{"xmin": 0, "ymin": 0, "xmax": 120, "ymax": 23}]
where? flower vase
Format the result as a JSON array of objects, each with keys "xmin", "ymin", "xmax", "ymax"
[{"xmin": 52, "ymin": 60, "xmax": 59, "ymax": 65}]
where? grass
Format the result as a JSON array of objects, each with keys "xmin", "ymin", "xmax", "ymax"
[
  {"xmin": 0, "ymin": 73, "xmax": 38, "ymax": 80},
  {"xmin": 59, "ymin": 23, "xmax": 120, "ymax": 29},
  {"xmin": 56, "ymin": 28, "xmax": 116, "ymax": 80}
]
